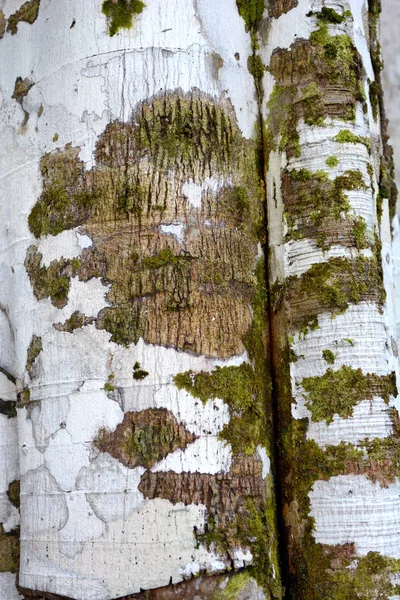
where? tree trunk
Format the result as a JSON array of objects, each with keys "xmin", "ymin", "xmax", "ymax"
[{"xmin": 0, "ymin": 1, "xmax": 399, "ymax": 600}]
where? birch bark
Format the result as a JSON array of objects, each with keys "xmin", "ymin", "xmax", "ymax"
[
  {"xmin": 0, "ymin": 1, "xmax": 280, "ymax": 599},
  {"xmin": 0, "ymin": 1, "xmax": 399, "ymax": 600},
  {"xmin": 260, "ymin": 0, "xmax": 400, "ymax": 598}
]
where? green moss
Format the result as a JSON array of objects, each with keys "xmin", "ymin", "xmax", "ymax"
[
  {"xmin": 17, "ymin": 387, "xmax": 30, "ymax": 407},
  {"xmin": 97, "ymin": 305, "xmax": 142, "ymax": 347},
  {"xmin": 175, "ymin": 362, "xmax": 266, "ymax": 455},
  {"xmin": 103, "ymin": 373, "xmax": 115, "ymax": 392},
  {"xmin": 26, "ymin": 334, "xmax": 42, "ymax": 376},
  {"xmin": 247, "ymin": 54, "xmax": 266, "ymax": 82},
  {"xmin": 267, "ymin": 9, "xmax": 364, "ymax": 166},
  {"xmin": 102, "ymin": 0, "xmax": 145, "ymax": 36},
  {"xmin": 283, "ymin": 168, "xmax": 367, "ymax": 239},
  {"xmin": 133, "ymin": 361, "xmax": 149, "ymax": 380},
  {"xmin": 369, "ymin": 80, "xmax": 380, "ymax": 121},
  {"xmin": 215, "ymin": 572, "xmax": 252, "ymax": 599},
  {"xmin": 300, "ymin": 83, "xmax": 326, "ymax": 126},
  {"xmin": 266, "ymin": 84, "xmax": 300, "ymax": 158},
  {"xmin": 134, "ymin": 96, "xmax": 240, "ymax": 176},
  {"xmin": 325, "ymin": 155, "xmax": 339, "ymax": 168},
  {"xmin": 235, "ymin": 0, "xmax": 265, "ymax": 31},
  {"xmin": 288, "ymin": 254, "xmax": 385, "ymax": 329},
  {"xmin": 334, "ymin": 129, "xmax": 370, "ymax": 149},
  {"xmin": 282, "ymin": 415, "xmax": 400, "ymax": 598},
  {"xmin": 141, "ymin": 247, "xmax": 190, "ymax": 270},
  {"xmin": 322, "ymin": 349, "xmax": 336, "ymax": 364},
  {"xmin": 97, "ymin": 408, "xmax": 196, "ymax": 470},
  {"xmin": 53, "ymin": 311, "xmax": 94, "ymax": 333},
  {"xmin": 0, "ymin": 524, "xmax": 19, "ymax": 573},
  {"xmin": 28, "ymin": 184, "xmax": 97, "ymax": 238},
  {"xmin": 7, "ymin": 480, "xmax": 20, "ymax": 510},
  {"xmin": 352, "ymin": 216, "xmax": 368, "ymax": 249},
  {"xmin": 24, "ymin": 246, "xmax": 81, "ymax": 308},
  {"xmin": 301, "ymin": 366, "xmax": 397, "ymax": 424},
  {"xmin": 174, "ymin": 362, "xmax": 255, "ymax": 407},
  {"xmin": 308, "ymin": 7, "xmax": 346, "ymax": 24},
  {"xmin": 7, "ymin": 0, "xmax": 40, "ymax": 35}
]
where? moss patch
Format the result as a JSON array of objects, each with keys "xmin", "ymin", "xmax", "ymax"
[
  {"xmin": 96, "ymin": 408, "xmax": 197, "ymax": 469},
  {"xmin": 325, "ymin": 155, "xmax": 339, "ymax": 168},
  {"xmin": 102, "ymin": 0, "xmax": 145, "ymax": 36},
  {"xmin": 334, "ymin": 129, "xmax": 370, "ymax": 149},
  {"xmin": 0, "ymin": 10, "xmax": 5, "ymax": 38},
  {"xmin": 7, "ymin": 0, "xmax": 40, "ymax": 35},
  {"xmin": 282, "ymin": 168, "xmax": 367, "ymax": 245},
  {"xmin": 26, "ymin": 334, "xmax": 42, "ymax": 377},
  {"xmin": 7, "ymin": 480, "xmax": 20, "ymax": 510},
  {"xmin": 286, "ymin": 255, "xmax": 385, "ymax": 330},
  {"xmin": 267, "ymin": 21, "xmax": 365, "ymax": 159},
  {"xmin": 133, "ymin": 361, "xmax": 149, "ymax": 380},
  {"xmin": 307, "ymin": 7, "xmax": 347, "ymax": 24},
  {"xmin": 24, "ymin": 246, "xmax": 80, "ymax": 308},
  {"xmin": 301, "ymin": 366, "xmax": 397, "ymax": 424},
  {"xmin": 281, "ymin": 414, "xmax": 400, "ymax": 599},
  {"xmin": 0, "ymin": 524, "xmax": 19, "ymax": 573},
  {"xmin": 53, "ymin": 311, "xmax": 95, "ymax": 333},
  {"xmin": 235, "ymin": 0, "xmax": 265, "ymax": 31},
  {"xmin": 322, "ymin": 349, "xmax": 336, "ymax": 364}
]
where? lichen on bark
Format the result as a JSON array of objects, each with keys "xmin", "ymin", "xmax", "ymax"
[
  {"xmin": 301, "ymin": 366, "xmax": 397, "ymax": 424},
  {"xmin": 6, "ymin": 0, "xmax": 40, "ymax": 35},
  {"xmin": 96, "ymin": 408, "xmax": 197, "ymax": 469}
]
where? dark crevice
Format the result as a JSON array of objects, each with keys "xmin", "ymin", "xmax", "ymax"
[{"xmin": 244, "ymin": 11, "xmax": 290, "ymax": 600}]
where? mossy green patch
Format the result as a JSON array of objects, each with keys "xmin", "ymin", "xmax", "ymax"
[
  {"xmin": 215, "ymin": 571, "xmax": 252, "ymax": 599},
  {"xmin": 301, "ymin": 366, "xmax": 397, "ymax": 423},
  {"xmin": 96, "ymin": 408, "xmax": 196, "ymax": 469},
  {"xmin": 287, "ymin": 254, "xmax": 385, "ymax": 330},
  {"xmin": 369, "ymin": 80, "xmax": 380, "ymax": 121},
  {"xmin": 282, "ymin": 414, "xmax": 400, "ymax": 598},
  {"xmin": 103, "ymin": 373, "xmax": 115, "ymax": 392},
  {"xmin": 282, "ymin": 168, "xmax": 367, "ymax": 243},
  {"xmin": 7, "ymin": 480, "xmax": 20, "ymax": 510},
  {"xmin": 102, "ymin": 0, "xmax": 145, "ymax": 36},
  {"xmin": 267, "ymin": 23, "xmax": 364, "ymax": 160},
  {"xmin": 322, "ymin": 349, "xmax": 336, "ymax": 364},
  {"xmin": 7, "ymin": 0, "xmax": 40, "ymax": 35},
  {"xmin": 26, "ymin": 334, "xmax": 42, "ymax": 376},
  {"xmin": 235, "ymin": 0, "xmax": 265, "ymax": 31},
  {"xmin": 247, "ymin": 54, "xmax": 266, "ymax": 82},
  {"xmin": 325, "ymin": 155, "xmax": 339, "ymax": 168},
  {"xmin": 352, "ymin": 216, "xmax": 368, "ymax": 249},
  {"xmin": 24, "ymin": 246, "xmax": 80, "ymax": 308},
  {"xmin": 133, "ymin": 361, "xmax": 149, "ymax": 380},
  {"xmin": 334, "ymin": 129, "xmax": 371, "ymax": 149},
  {"xmin": 175, "ymin": 362, "xmax": 264, "ymax": 455},
  {"xmin": 308, "ymin": 7, "xmax": 347, "ymax": 24}
]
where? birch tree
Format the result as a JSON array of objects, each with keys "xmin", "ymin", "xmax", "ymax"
[{"xmin": 0, "ymin": 1, "xmax": 399, "ymax": 600}]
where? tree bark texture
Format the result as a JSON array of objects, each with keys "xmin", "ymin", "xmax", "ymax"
[{"xmin": 0, "ymin": 1, "xmax": 399, "ymax": 600}]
